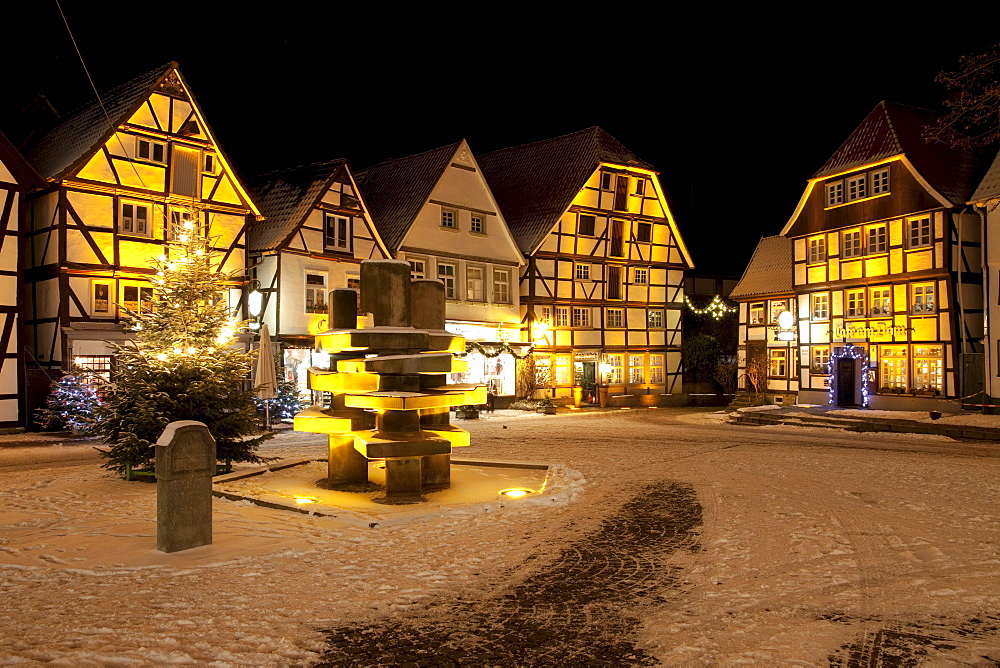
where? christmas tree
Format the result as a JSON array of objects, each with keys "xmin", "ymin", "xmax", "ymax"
[
  {"xmin": 96, "ymin": 207, "xmax": 271, "ymax": 476},
  {"xmin": 36, "ymin": 374, "xmax": 103, "ymax": 433}
]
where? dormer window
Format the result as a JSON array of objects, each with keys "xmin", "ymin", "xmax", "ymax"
[
  {"xmin": 826, "ymin": 182, "xmax": 844, "ymax": 206},
  {"xmin": 871, "ymin": 169, "xmax": 890, "ymax": 194},
  {"xmin": 847, "ymin": 175, "xmax": 867, "ymax": 201},
  {"xmin": 825, "ymin": 166, "xmax": 891, "ymax": 207}
]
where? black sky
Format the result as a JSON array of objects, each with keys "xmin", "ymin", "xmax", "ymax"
[{"xmin": 4, "ymin": 4, "xmax": 998, "ymax": 276}]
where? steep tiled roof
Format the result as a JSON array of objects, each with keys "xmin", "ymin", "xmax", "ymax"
[
  {"xmin": 0, "ymin": 132, "xmax": 44, "ymax": 189},
  {"xmin": 22, "ymin": 62, "xmax": 176, "ymax": 181},
  {"xmin": 970, "ymin": 149, "xmax": 1000, "ymax": 203},
  {"xmin": 814, "ymin": 101, "xmax": 988, "ymax": 205},
  {"xmin": 729, "ymin": 236, "xmax": 793, "ymax": 300},
  {"xmin": 354, "ymin": 142, "xmax": 460, "ymax": 252},
  {"xmin": 478, "ymin": 127, "xmax": 651, "ymax": 254},
  {"xmin": 247, "ymin": 160, "xmax": 347, "ymax": 252}
]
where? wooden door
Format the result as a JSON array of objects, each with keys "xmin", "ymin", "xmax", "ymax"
[{"xmin": 837, "ymin": 358, "xmax": 855, "ymax": 406}]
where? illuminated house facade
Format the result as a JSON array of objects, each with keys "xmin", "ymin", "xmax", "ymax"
[
  {"xmin": 0, "ymin": 133, "xmax": 44, "ymax": 426},
  {"xmin": 247, "ymin": 160, "xmax": 389, "ymax": 394},
  {"xmin": 479, "ymin": 127, "xmax": 693, "ymax": 403},
  {"xmin": 355, "ymin": 141, "xmax": 526, "ymax": 402},
  {"xmin": 968, "ymin": 150, "xmax": 1000, "ymax": 408},
  {"xmin": 733, "ymin": 102, "xmax": 987, "ymax": 410},
  {"xmin": 20, "ymin": 63, "xmax": 259, "ymax": 415}
]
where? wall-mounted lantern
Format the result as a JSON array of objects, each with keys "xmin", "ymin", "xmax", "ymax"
[{"xmin": 773, "ymin": 310, "xmax": 796, "ymax": 341}]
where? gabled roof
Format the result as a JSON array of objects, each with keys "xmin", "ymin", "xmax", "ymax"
[
  {"xmin": 22, "ymin": 62, "xmax": 176, "ymax": 181},
  {"xmin": 248, "ymin": 159, "xmax": 349, "ymax": 252},
  {"xmin": 970, "ymin": 149, "xmax": 1000, "ymax": 203},
  {"xmin": 814, "ymin": 101, "xmax": 986, "ymax": 205},
  {"xmin": 354, "ymin": 142, "xmax": 461, "ymax": 252},
  {"xmin": 0, "ymin": 131, "xmax": 44, "ymax": 189},
  {"xmin": 729, "ymin": 236, "xmax": 793, "ymax": 300},
  {"xmin": 477, "ymin": 127, "xmax": 652, "ymax": 254}
]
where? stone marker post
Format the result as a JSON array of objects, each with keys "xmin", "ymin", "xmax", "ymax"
[{"xmin": 155, "ymin": 420, "xmax": 216, "ymax": 553}]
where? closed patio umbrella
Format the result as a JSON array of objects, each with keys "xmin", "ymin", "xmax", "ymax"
[{"xmin": 254, "ymin": 323, "xmax": 278, "ymax": 428}]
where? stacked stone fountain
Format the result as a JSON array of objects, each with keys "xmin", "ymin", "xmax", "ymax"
[{"xmin": 293, "ymin": 260, "xmax": 485, "ymax": 503}]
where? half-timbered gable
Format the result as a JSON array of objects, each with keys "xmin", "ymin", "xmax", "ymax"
[
  {"xmin": 19, "ymin": 63, "xmax": 259, "ymax": 417},
  {"xmin": 355, "ymin": 140, "xmax": 526, "ymax": 400},
  {"xmin": 248, "ymin": 159, "xmax": 388, "ymax": 393},
  {"xmin": 479, "ymin": 127, "xmax": 693, "ymax": 403},
  {"xmin": 968, "ymin": 149, "xmax": 1000, "ymax": 408},
  {"xmin": 738, "ymin": 102, "xmax": 988, "ymax": 411},
  {"xmin": 0, "ymin": 133, "xmax": 44, "ymax": 426}
]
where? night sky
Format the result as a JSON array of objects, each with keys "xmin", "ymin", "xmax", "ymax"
[{"xmin": 4, "ymin": 4, "xmax": 998, "ymax": 276}]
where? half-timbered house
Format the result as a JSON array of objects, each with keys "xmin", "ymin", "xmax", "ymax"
[
  {"xmin": 0, "ymin": 133, "xmax": 44, "ymax": 426},
  {"xmin": 968, "ymin": 149, "xmax": 1000, "ymax": 409},
  {"xmin": 735, "ymin": 102, "xmax": 988, "ymax": 411},
  {"xmin": 479, "ymin": 127, "xmax": 693, "ymax": 404},
  {"xmin": 355, "ymin": 141, "xmax": 526, "ymax": 403},
  {"xmin": 247, "ymin": 159, "xmax": 389, "ymax": 394},
  {"xmin": 19, "ymin": 63, "xmax": 259, "ymax": 416}
]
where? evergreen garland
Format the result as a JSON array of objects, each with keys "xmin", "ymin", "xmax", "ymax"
[{"xmin": 95, "ymin": 208, "xmax": 272, "ymax": 476}]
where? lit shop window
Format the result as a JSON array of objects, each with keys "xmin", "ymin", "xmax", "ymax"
[
  {"xmin": 912, "ymin": 345, "xmax": 943, "ymax": 393},
  {"xmin": 605, "ymin": 354, "xmax": 623, "ymax": 384},
  {"xmin": 749, "ymin": 302, "xmax": 765, "ymax": 325},
  {"xmin": 629, "ymin": 354, "xmax": 645, "ymax": 384},
  {"xmin": 811, "ymin": 346, "xmax": 830, "ymax": 374},
  {"xmin": 769, "ymin": 349, "xmax": 787, "ymax": 377},
  {"xmin": 879, "ymin": 345, "xmax": 908, "ymax": 391},
  {"xmin": 649, "ymin": 354, "xmax": 664, "ymax": 384}
]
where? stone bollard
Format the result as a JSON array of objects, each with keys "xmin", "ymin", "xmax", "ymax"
[{"xmin": 155, "ymin": 421, "xmax": 216, "ymax": 553}]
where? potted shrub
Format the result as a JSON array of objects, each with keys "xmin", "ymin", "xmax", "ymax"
[{"xmin": 537, "ymin": 397, "xmax": 556, "ymax": 415}]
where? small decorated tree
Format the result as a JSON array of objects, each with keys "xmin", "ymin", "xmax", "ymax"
[
  {"xmin": 95, "ymin": 208, "xmax": 271, "ymax": 476},
  {"xmin": 36, "ymin": 374, "xmax": 103, "ymax": 433}
]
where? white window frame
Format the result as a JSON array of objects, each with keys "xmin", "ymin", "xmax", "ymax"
[
  {"xmin": 572, "ymin": 307, "xmax": 591, "ymax": 328},
  {"xmin": 324, "ymin": 214, "xmax": 352, "ymax": 252},
  {"xmin": 92, "ymin": 280, "xmax": 114, "ymax": 317},
  {"xmin": 606, "ymin": 308, "xmax": 624, "ymax": 328},
  {"xmin": 749, "ymin": 302, "xmax": 765, "ymax": 325},
  {"xmin": 649, "ymin": 354, "xmax": 664, "ymax": 384},
  {"xmin": 136, "ymin": 137, "xmax": 166, "ymax": 164},
  {"xmin": 203, "ymin": 153, "xmax": 217, "ymax": 174},
  {"xmin": 871, "ymin": 168, "xmax": 890, "ymax": 195},
  {"xmin": 867, "ymin": 225, "xmax": 887, "ymax": 254},
  {"xmin": 912, "ymin": 283, "xmax": 936, "ymax": 314},
  {"xmin": 826, "ymin": 181, "xmax": 844, "ymax": 206},
  {"xmin": 842, "ymin": 229, "xmax": 862, "ymax": 258},
  {"xmin": 606, "ymin": 354, "xmax": 623, "ymax": 384},
  {"xmin": 633, "ymin": 267, "xmax": 648, "ymax": 285},
  {"xmin": 811, "ymin": 346, "xmax": 830, "ymax": 374},
  {"xmin": 121, "ymin": 283, "xmax": 154, "ymax": 315},
  {"xmin": 120, "ymin": 200, "xmax": 152, "ymax": 237},
  {"xmin": 554, "ymin": 306, "xmax": 569, "ymax": 328},
  {"xmin": 847, "ymin": 174, "xmax": 868, "ymax": 201},
  {"xmin": 438, "ymin": 262, "xmax": 457, "ymax": 299},
  {"xmin": 408, "ymin": 258, "xmax": 426, "ymax": 279},
  {"xmin": 305, "ymin": 271, "xmax": 328, "ymax": 313},
  {"xmin": 600, "ymin": 172, "xmax": 613, "ymax": 190},
  {"xmin": 769, "ymin": 349, "xmax": 787, "ymax": 377},
  {"xmin": 441, "ymin": 208, "xmax": 458, "ymax": 229},
  {"xmin": 870, "ymin": 287, "xmax": 891, "ymax": 316},
  {"xmin": 845, "ymin": 289, "xmax": 866, "ymax": 318},
  {"xmin": 466, "ymin": 265, "xmax": 485, "ymax": 301},
  {"xmin": 808, "ymin": 235, "xmax": 826, "ymax": 264},
  {"xmin": 575, "ymin": 263, "xmax": 591, "ymax": 281},
  {"xmin": 647, "ymin": 309, "xmax": 664, "ymax": 328},
  {"xmin": 811, "ymin": 293, "xmax": 829, "ymax": 320},
  {"xmin": 470, "ymin": 213, "xmax": 485, "ymax": 234},
  {"xmin": 492, "ymin": 268, "xmax": 511, "ymax": 304},
  {"xmin": 908, "ymin": 217, "xmax": 932, "ymax": 248}
]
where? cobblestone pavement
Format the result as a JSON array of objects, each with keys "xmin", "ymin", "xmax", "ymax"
[{"xmin": 317, "ymin": 481, "xmax": 702, "ymax": 666}]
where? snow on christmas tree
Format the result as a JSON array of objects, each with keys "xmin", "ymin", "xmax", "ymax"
[
  {"xmin": 36, "ymin": 374, "xmax": 103, "ymax": 434},
  {"xmin": 96, "ymin": 206, "xmax": 271, "ymax": 476}
]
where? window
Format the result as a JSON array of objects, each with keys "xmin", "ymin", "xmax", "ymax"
[
  {"xmin": 648, "ymin": 309, "xmax": 664, "ymax": 328},
  {"xmin": 845, "ymin": 289, "xmax": 866, "ymax": 318},
  {"xmin": 578, "ymin": 214, "xmax": 596, "ymax": 236},
  {"xmin": 203, "ymin": 153, "xmax": 216, "ymax": 174},
  {"xmin": 600, "ymin": 172, "xmax": 613, "ymax": 190},
  {"xmin": 879, "ymin": 345, "xmax": 908, "ymax": 390},
  {"xmin": 635, "ymin": 179, "xmax": 646, "ymax": 195},
  {"xmin": 912, "ymin": 345, "xmax": 943, "ymax": 393},
  {"xmin": 121, "ymin": 201, "xmax": 151, "ymax": 237},
  {"xmin": 575, "ymin": 263, "xmax": 591, "ymax": 280},
  {"xmin": 92, "ymin": 281, "xmax": 112, "ymax": 316},
  {"xmin": 870, "ymin": 287, "xmax": 891, "ymax": 316},
  {"xmin": 842, "ymin": 229, "xmax": 862, "ymax": 258},
  {"xmin": 305, "ymin": 272, "xmax": 327, "ymax": 313},
  {"xmin": 122, "ymin": 285, "xmax": 154, "ymax": 314},
  {"xmin": 867, "ymin": 225, "xmax": 887, "ymax": 253},
  {"xmin": 470, "ymin": 213, "xmax": 485, "ymax": 234},
  {"xmin": 171, "ymin": 146, "xmax": 200, "ymax": 198},
  {"xmin": 493, "ymin": 269, "xmax": 511, "ymax": 303},
  {"xmin": 346, "ymin": 274, "xmax": 360, "ymax": 291},
  {"xmin": 555, "ymin": 306, "xmax": 569, "ymax": 327},
  {"xmin": 629, "ymin": 354, "xmax": 645, "ymax": 384},
  {"xmin": 606, "ymin": 354, "xmax": 623, "ymax": 384},
  {"xmin": 749, "ymin": 302, "xmax": 765, "ymax": 325},
  {"xmin": 607, "ymin": 265, "xmax": 623, "ymax": 300},
  {"xmin": 649, "ymin": 355, "xmax": 664, "ymax": 384},
  {"xmin": 169, "ymin": 208, "xmax": 205, "ymax": 239},
  {"xmin": 808, "ymin": 235, "xmax": 826, "ymax": 263},
  {"xmin": 769, "ymin": 300, "xmax": 788, "ymax": 323},
  {"xmin": 466, "ymin": 266, "xmax": 484, "ymax": 301},
  {"xmin": 572, "ymin": 307, "xmax": 591, "ymax": 328},
  {"xmin": 871, "ymin": 169, "xmax": 890, "ymax": 195},
  {"xmin": 554, "ymin": 355, "xmax": 572, "ymax": 386},
  {"xmin": 408, "ymin": 259, "xmax": 426, "ymax": 279},
  {"xmin": 769, "ymin": 349, "xmax": 787, "ymax": 377},
  {"xmin": 438, "ymin": 262, "xmax": 457, "ymax": 299},
  {"xmin": 826, "ymin": 181, "xmax": 844, "ymax": 206},
  {"xmin": 633, "ymin": 267, "xmax": 648, "ymax": 285},
  {"xmin": 908, "ymin": 217, "xmax": 932, "ymax": 247},
  {"xmin": 609, "ymin": 220, "xmax": 625, "ymax": 257},
  {"xmin": 847, "ymin": 174, "xmax": 868, "ymax": 201},
  {"xmin": 136, "ymin": 137, "xmax": 165, "ymax": 163},
  {"xmin": 636, "ymin": 222, "xmax": 652, "ymax": 243},
  {"xmin": 811, "ymin": 346, "xmax": 830, "ymax": 374},
  {"xmin": 811, "ymin": 293, "xmax": 829, "ymax": 320},
  {"xmin": 912, "ymin": 283, "xmax": 935, "ymax": 313},
  {"xmin": 538, "ymin": 306, "xmax": 552, "ymax": 325},
  {"xmin": 441, "ymin": 208, "xmax": 457, "ymax": 229},
  {"xmin": 606, "ymin": 308, "xmax": 624, "ymax": 328},
  {"xmin": 323, "ymin": 214, "xmax": 352, "ymax": 252},
  {"xmin": 73, "ymin": 355, "xmax": 112, "ymax": 395}
]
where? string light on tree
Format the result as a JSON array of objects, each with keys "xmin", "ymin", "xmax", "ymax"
[{"xmin": 684, "ymin": 295, "xmax": 737, "ymax": 320}]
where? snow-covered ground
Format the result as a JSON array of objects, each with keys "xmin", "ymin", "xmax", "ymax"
[{"xmin": 2, "ymin": 408, "xmax": 999, "ymax": 665}]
